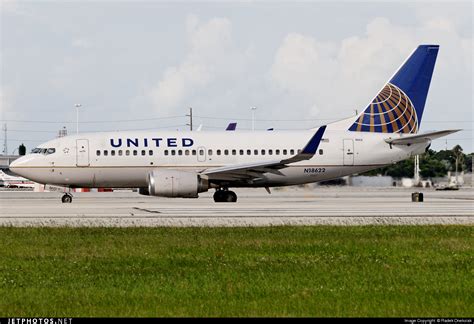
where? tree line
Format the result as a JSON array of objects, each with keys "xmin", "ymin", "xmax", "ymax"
[{"xmin": 362, "ymin": 145, "xmax": 473, "ymax": 178}]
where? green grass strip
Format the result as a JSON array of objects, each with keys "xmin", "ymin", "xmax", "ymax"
[{"xmin": 0, "ymin": 226, "xmax": 472, "ymax": 317}]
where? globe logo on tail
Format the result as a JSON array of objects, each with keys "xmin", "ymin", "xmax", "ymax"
[{"xmin": 349, "ymin": 83, "xmax": 418, "ymax": 134}]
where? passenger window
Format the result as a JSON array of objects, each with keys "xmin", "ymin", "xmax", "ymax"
[
  {"xmin": 199, "ymin": 149, "xmax": 204, "ymax": 156},
  {"xmin": 118, "ymin": 150, "xmax": 123, "ymax": 156},
  {"xmin": 254, "ymin": 149, "xmax": 258, "ymax": 155},
  {"xmin": 290, "ymin": 149, "xmax": 295, "ymax": 155},
  {"xmin": 247, "ymin": 150, "xmax": 251, "ymax": 155},
  {"xmin": 297, "ymin": 149, "xmax": 302, "ymax": 154},
  {"xmin": 261, "ymin": 149, "xmax": 265, "ymax": 155},
  {"xmin": 111, "ymin": 150, "xmax": 115, "ymax": 156},
  {"xmin": 171, "ymin": 150, "xmax": 176, "ymax": 156},
  {"xmin": 141, "ymin": 150, "xmax": 146, "ymax": 156},
  {"xmin": 126, "ymin": 150, "xmax": 130, "ymax": 156},
  {"xmin": 178, "ymin": 150, "xmax": 182, "ymax": 156},
  {"xmin": 269, "ymin": 149, "xmax": 273, "ymax": 155},
  {"xmin": 96, "ymin": 150, "xmax": 101, "ymax": 156},
  {"xmin": 164, "ymin": 150, "xmax": 169, "ymax": 156},
  {"xmin": 149, "ymin": 150, "xmax": 153, "ymax": 156},
  {"xmin": 208, "ymin": 149, "xmax": 213, "ymax": 156},
  {"xmin": 319, "ymin": 149, "xmax": 323, "ymax": 155},
  {"xmin": 104, "ymin": 150, "xmax": 108, "ymax": 156},
  {"xmin": 185, "ymin": 150, "xmax": 190, "ymax": 156},
  {"xmin": 283, "ymin": 149, "xmax": 287, "ymax": 155},
  {"xmin": 232, "ymin": 149, "xmax": 236, "ymax": 156},
  {"xmin": 47, "ymin": 148, "xmax": 55, "ymax": 154},
  {"xmin": 276, "ymin": 149, "xmax": 280, "ymax": 155},
  {"xmin": 133, "ymin": 150, "xmax": 138, "ymax": 156},
  {"xmin": 217, "ymin": 150, "xmax": 221, "ymax": 156},
  {"xmin": 224, "ymin": 149, "xmax": 229, "ymax": 155},
  {"xmin": 192, "ymin": 150, "xmax": 197, "ymax": 156},
  {"xmin": 239, "ymin": 149, "xmax": 244, "ymax": 155}
]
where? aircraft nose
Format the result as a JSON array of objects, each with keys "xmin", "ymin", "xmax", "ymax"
[{"xmin": 9, "ymin": 155, "xmax": 31, "ymax": 177}]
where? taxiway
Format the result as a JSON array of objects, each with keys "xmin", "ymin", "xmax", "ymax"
[{"xmin": 0, "ymin": 187, "xmax": 472, "ymax": 227}]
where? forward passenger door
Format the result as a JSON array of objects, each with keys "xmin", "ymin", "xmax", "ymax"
[{"xmin": 76, "ymin": 139, "xmax": 90, "ymax": 167}]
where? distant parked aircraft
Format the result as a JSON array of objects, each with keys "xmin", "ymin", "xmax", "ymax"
[
  {"xmin": 0, "ymin": 170, "xmax": 35, "ymax": 189},
  {"xmin": 226, "ymin": 123, "xmax": 237, "ymax": 131}
]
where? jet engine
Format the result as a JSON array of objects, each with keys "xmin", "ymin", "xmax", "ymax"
[{"xmin": 147, "ymin": 170, "xmax": 209, "ymax": 198}]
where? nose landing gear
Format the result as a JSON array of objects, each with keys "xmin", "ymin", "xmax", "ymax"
[
  {"xmin": 213, "ymin": 189, "xmax": 237, "ymax": 203},
  {"xmin": 61, "ymin": 193, "xmax": 73, "ymax": 203}
]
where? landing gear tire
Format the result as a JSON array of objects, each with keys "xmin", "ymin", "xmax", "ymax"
[
  {"xmin": 213, "ymin": 190, "xmax": 237, "ymax": 203},
  {"xmin": 61, "ymin": 193, "xmax": 73, "ymax": 203},
  {"xmin": 227, "ymin": 191, "xmax": 237, "ymax": 203}
]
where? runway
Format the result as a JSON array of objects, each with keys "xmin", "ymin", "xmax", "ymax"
[{"xmin": 0, "ymin": 187, "xmax": 473, "ymax": 227}]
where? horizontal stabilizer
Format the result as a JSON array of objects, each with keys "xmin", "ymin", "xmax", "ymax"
[{"xmin": 384, "ymin": 129, "xmax": 460, "ymax": 145}]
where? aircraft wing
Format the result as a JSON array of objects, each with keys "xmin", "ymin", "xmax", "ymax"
[
  {"xmin": 384, "ymin": 129, "xmax": 460, "ymax": 145},
  {"xmin": 201, "ymin": 126, "xmax": 326, "ymax": 181}
]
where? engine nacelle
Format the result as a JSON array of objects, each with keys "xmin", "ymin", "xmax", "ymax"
[{"xmin": 147, "ymin": 170, "xmax": 208, "ymax": 198}]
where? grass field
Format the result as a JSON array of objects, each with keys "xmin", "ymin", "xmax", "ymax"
[{"xmin": 0, "ymin": 226, "xmax": 472, "ymax": 317}]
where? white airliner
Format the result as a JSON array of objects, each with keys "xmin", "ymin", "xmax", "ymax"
[{"xmin": 10, "ymin": 45, "xmax": 459, "ymax": 203}]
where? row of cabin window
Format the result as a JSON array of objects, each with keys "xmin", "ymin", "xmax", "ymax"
[
  {"xmin": 167, "ymin": 149, "xmax": 303, "ymax": 156},
  {"xmin": 97, "ymin": 149, "xmax": 154, "ymax": 157},
  {"xmin": 96, "ymin": 148, "xmax": 324, "ymax": 157}
]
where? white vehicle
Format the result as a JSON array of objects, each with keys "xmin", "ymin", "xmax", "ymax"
[{"xmin": 10, "ymin": 45, "xmax": 459, "ymax": 203}]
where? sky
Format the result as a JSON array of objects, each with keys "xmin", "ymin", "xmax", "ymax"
[{"xmin": 0, "ymin": 0, "xmax": 472, "ymax": 154}]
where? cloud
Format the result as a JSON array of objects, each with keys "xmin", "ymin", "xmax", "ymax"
[
  {"xmin": 0, "ymin": 87, "xmax": 14, "ymax": 118},
  {"xmin": 71, "ymin": 39, "xmax": 91, "ymax": 49},
  {"xmin": 0, "ymin": 0, "xmax": 20, "ymax": 13},
  {"xmin": 148, "ymin": 15, "xmax": 244, "ymax": 114},
  {"xmin": 270, "ymin": 17, "xmax": 472, "ymax": 119},
  {"xmin": 0, "ymin": 0, "xmax": 37, "ymax": 17}
]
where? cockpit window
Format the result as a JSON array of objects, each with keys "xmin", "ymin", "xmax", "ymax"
[{"xmin": 31, "ymin": 147, "xmax": 56, "ymax": 155}]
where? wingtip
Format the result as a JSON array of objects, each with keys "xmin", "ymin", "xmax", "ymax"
[
  {"xmin": 301, "ymin": 125, "xmax": 326, "ymax": 155},
  {"xmin": 443, "ymin": 129, "xmax": 462, "ymax": 135}
]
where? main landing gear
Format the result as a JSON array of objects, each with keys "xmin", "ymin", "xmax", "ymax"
[
  {"xmin": 213, "ymin": 189, "xmax": 237, "ymax": 203},
  {"xmin": 61, "ymin": 193, "xmax": 73, "ymax": 203}
]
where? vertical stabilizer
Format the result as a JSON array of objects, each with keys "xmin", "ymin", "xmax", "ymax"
[{"xmin": 348, "ymin": 45, "xmax": 439, "ymax": 134}]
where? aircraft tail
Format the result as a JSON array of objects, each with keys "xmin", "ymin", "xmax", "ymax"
[
  {"xmin": 348, "ymin": 45, "xmax": 439, "ymax": 134},
  {"xmin": 226, "ymin": 122, "xmax": 237, "ymax": 131}
]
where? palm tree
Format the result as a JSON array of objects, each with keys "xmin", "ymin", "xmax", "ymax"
[{"xmin": 452, "ymin": 145, "xmax": 464, "ymax": 175}]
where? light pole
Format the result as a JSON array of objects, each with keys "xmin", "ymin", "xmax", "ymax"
[
  {"xmin": 251, "ymin": 106, "xmax": 257, "ymax": 131},
  {"xmin": 186, "ymin": 107, "xmax": 193, "ymax": 131},
  {"xmin": 75, "ymin": 104, "xmax": 82, "ymax": 134}
]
